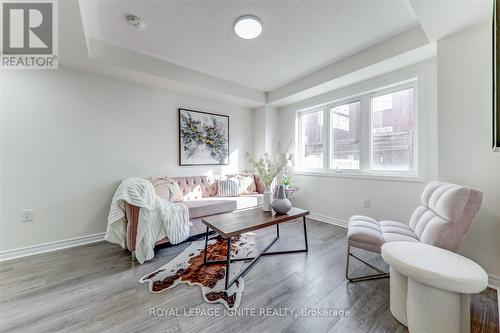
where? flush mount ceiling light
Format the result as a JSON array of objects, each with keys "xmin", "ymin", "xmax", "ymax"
[
  {"xmin": 234, "ymin": 15, "xmax": 262, "ymax": 39},
  {"xmin": 126, "ymin": 14, "xmax": 146, "ymax": 30}
]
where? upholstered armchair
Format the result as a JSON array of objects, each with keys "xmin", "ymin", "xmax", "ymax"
[{"xmin": 346, "ymin": 181, "xmax": 484, "ymax": 282}]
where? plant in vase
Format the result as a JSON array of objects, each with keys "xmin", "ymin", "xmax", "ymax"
[
  {"xmin": 245, "ymin": 153, "xmax": 286, "ymax": 212},
  {"xmin": 281, "ymin": 176, "xmax": 293, "ymax": 190}
]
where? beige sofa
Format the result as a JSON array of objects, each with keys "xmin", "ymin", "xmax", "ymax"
[{"xmin": 125, "ymin": 174, "xmax": 265, "ymax": 256}]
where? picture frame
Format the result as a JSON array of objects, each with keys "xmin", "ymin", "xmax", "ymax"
[
  {"xmin": 493, "ymin": 0, "xmax": 500, "ymax": 150},
  {"xmin": 178, "ymin": 108, "xmax": 230, "ymax": 166}
]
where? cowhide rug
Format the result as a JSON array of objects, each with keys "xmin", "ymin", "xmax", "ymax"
[{"xmin": 139, "ymin": 233, "xmax": 255, "ymax": 309}]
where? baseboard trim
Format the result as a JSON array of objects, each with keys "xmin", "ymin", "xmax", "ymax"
[
  {"xmin": 308, "ymin": 212, "xmax": 348, "ymax": 229},
  {"xmin": 309, "ymin": 212, "xmax": 500, "ymax": 292},
  {"xmin": 488, "ymin": 274, "xmax": 500, "ymax": 289},
  {"xmin": 0, "ymin": 233, "xmax": 106, "ymax": 262}
]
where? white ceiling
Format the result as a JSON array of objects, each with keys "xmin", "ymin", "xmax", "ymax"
[{"xmin": 80, "ymin": 0, "xmax": 419, "ymax": 92}]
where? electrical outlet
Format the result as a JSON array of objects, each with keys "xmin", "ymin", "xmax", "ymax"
[
  {"xmin": 363, "ymin": 199, "xmax": 371, "ymax": 208},
  {"xmin": 22, "ymin": 209, "xmax": 33, "ymax": 222}
]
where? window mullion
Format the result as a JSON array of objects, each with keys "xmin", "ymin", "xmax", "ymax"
[
  {"xmin": 323, "ymin": 105, "xmax": 330, "ymax": 171},
  {"xmin": 295, "ymin": 79, "xmax": 419, "ymax": 177},
  {"xmin": 360, "ymin": 95, "xmax": 371, "ymax": 173},
  {"xmin": 297, "ymin": 114, "xmax": 302, "ymax": 170}
]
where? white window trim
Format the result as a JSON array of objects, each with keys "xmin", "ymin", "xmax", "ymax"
[
  {"xmin": 294, "ymin": 79, "xmax": 423, "ymax": 182},
  {"xmin": 296, "ymin": 106, "xmax": 327, "ymax": 172},
  {"xmin": 328, "ymin": 97, "xmax": 362, "ymax": 172}
]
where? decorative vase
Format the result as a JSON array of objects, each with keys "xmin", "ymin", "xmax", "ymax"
[
  {"xmin": 263, "ymin": 187, "xmax": 272, "ymax": 212},
  {"xmin": 272, "ymin": 185, "xmax": 292, "ymax": 214}
]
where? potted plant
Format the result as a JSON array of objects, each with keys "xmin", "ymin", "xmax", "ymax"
[
  {"xmin": 245, "ymin": 153, "xmax": 286, "ymax": 212},
  {"xmin": 281, "ymin": 176, "xmax": 293, "ymax": 190}
]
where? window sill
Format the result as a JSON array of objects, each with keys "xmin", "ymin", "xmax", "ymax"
[{"xmin": 292, "ymin": 170, "xmax": 424, "ymax": 183}]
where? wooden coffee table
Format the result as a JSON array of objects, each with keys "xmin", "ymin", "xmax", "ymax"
[{"xmin": 201, "ymin": 207, "xmax": 309, "ymax": 289}]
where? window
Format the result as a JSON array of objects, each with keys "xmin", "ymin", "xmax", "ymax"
[
  {"xmin": 330, "ymin": 101, "xmax": 361, "ymax": 170},
  {"xmin": 371, "ymin": 88, "xmax": 414, "ymax": 171},
  {"xmin": 298, "ymin": 108, "xmax": 324, "ymax": 169},
  {"xmin": 295, "ymin": 81, "xmax": 418, "ymax": 178}
]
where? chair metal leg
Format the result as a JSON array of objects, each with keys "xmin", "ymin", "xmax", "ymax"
[{"xmin": 345, "ymin": 244, "xmax": 389, "ymax": 282}]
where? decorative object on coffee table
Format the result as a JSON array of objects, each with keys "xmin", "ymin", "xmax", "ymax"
[
  {"xmin": 245, "ymin": 152, "xmax": 286, "ymax": 211},
  {"xmin": 272, "ymin": 185, "xmax": 292, "ymax": 214},
  {"xmin": 178, "ymin": 108, "xmax": 229, "ymax": 166}
]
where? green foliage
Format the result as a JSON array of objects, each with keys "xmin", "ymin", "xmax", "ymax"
[
  {"xmin": 245, "ymin": 152, "xmax": 286, "ymax": 188},
  {"xmin": 282, "ymin": 176, "xmax": 293, "ymax": 186}
]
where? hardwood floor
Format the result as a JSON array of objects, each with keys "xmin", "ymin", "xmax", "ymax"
[
  {"xmin": 472, "ymin": 287, "xmax": 499, "ymax": 333},
  {"xmin": 0, "ymin": 220, "xmax": 497, "ymax": 333}
]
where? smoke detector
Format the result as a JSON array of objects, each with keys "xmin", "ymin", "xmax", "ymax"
[{"xmin": 126, "ymin": 15, "xmax": 145, "ymax": 30}]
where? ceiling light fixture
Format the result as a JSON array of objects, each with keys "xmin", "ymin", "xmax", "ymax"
[
  {"xmin": 234, "ymin": 15, "xmax": 262, "ymax": 40},
  {"xmin": 126, "ymin": 14, "xmax": 145, "ymax": 30}
]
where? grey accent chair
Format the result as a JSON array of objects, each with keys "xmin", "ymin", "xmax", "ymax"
[{"xmin": 346, "ymin": 181, "xmax": 483, "ymax": 282}]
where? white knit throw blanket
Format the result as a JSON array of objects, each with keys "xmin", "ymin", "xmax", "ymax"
[{"xmin": 105, "ymin": 178, "xmax": 190, "ymax": 264}]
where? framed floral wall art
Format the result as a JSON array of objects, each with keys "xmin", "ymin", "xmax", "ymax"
[
  {"xmin": 178, "ymin": 108, "xmax": 229, "ymax": 165},
  {"xmin": 494, "ymin": 0, "xmax": 500, "ymax": 150}
]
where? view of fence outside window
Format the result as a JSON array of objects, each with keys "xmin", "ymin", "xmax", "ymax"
[
  {"xmin": 371, "ymin": 88, "xmax": 414, "ymax": 171},
  {"xmin": 297, "ymin": 81, "xmax": 417, "ymax": 177},
  {"xmin": 299, "ymin": 109, "xmax": 324, "ymax": 169},
  {"xmin": 330, "ymin": 101, "xmax": 361, "ymax": 170}
]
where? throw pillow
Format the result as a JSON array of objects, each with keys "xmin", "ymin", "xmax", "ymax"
[
  {"xmin": 216, "ymin": 179, "xmax": 240, "ymax": 197},
  {"xmin": 231, "ymin": 175, "xmax": 256, "ymax": 195},
  {"xmin": 147, "ymin": 177, "xmax": 184, "ymax": 203}
]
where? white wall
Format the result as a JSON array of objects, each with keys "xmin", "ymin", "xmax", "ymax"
[
  {"xmin": 253, "ymin": 105, "xmax": 280, "ymax": 159},
  {"xmin": 278, "ymin": 23, "xmax": 500, "ymax": 279},
  {"xmin": 279, "ymin": 59, "xmax": 438, "ymax": 224},
  {"xmin": 0, "ymin": 67, "xmax": 254, "ymax": 251},
  {"xmin": 253, "ymin": 107, "xmax": 267, "ymax": 159},
  {"xmin": 437, "ymin": 23, "xmax": 500, "ymax": 277}
]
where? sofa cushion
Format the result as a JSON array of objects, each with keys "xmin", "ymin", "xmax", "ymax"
[
  {"xmin": 173, "ymin": 176, "xmax": 218, "ymax": 200},
  {"xmin": 182, "ymin": 194, "xmax": 263, "ymax": 219},
  {"xmin": 230, "ymin": 175, "xmax": 256, "ymax": 194},
  {"xmin": 215, "ymin": 179, "xmax": 240, "ymax": 197},
  {"xmin": 147, "ymin": 177, "xmax": 184, "ymax": 202},
  {"xmin": 182, "ymin": 199, "xmax": 236, "ymax": 219},
  {"xmin": 226, "ymin": 194, "xmax": 263, "ymax": 210}
]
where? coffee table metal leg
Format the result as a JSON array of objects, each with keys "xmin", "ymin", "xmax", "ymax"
[
  {"xmin": 303, "ymin": 216, "xmax": 308, "ymax": 252},
  {"xmin": 203, "ymin": 226, "xmax": 209, "ymax": 264},
  {"xmin": 223, "ymin": 235, "xmax": 278, "ymax": 290},
  {"xmin": 276, "ymin": 224, "xmax": 280, "ymax": 238},
  {"xmin": 204, "ymin": 217, "xmax": 309, "ymax": 290},
  {"xmin": 225, "ymin": 237, "xmax": 231, "ymax": 290}
]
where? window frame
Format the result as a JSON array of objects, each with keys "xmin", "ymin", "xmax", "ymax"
[
  {"xmin": 295, "ymin": 79, "xmax": 420, "ymax": 180},
  {"xmin": 368, "ymin": 81, "xmax": 419, "ymax": 176},
  {"xmin": 328, "ymin": 97, "xmax": 363, "ymax": 173},
  {"xmin": 296, "ymin": 105, "xmax": 327, "ymax": 172}
]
